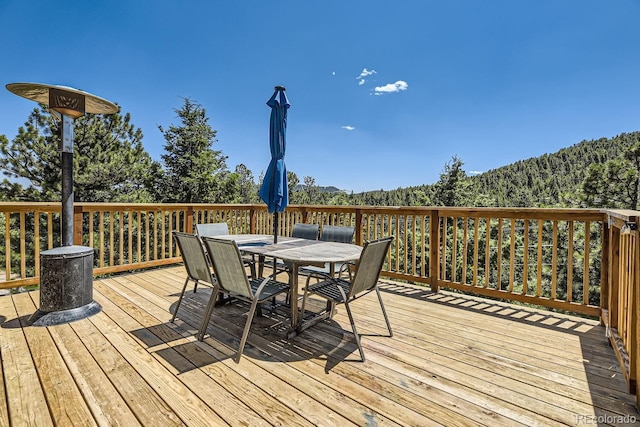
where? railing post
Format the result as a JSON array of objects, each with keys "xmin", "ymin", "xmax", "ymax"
[
  {"xmin": 249, "ymin": 206, "xmax": 257, "ymax": 234},
  {"xmin": 601, "ymin": 218, "xmax": 610, "ymax": 325},
  {"xmin": 609, "ymin": 221, "xmax": 621, "ymax": 331},
  {"xmin": 73, "ymin": 204, "xmax": 83, "ymax": 245},
  {"xmin": 631, "ymin": 228, "xmax": 639, "ymax": 395},
  {"xmin": 355, "ymin": 208, "xmax": 364, "ymax": 246},
  {"xmin": 430, "ymin": 209, "xmax": 440, "ymax": 293},
  {"xmin": 636, "ymin": 263, "xmax": 640, "ymax": 408},
  {"xmin": 185, "ymin": 206, "xmax": 194, "ymax": 234},
  {"xmin": 301, "ymin": 206, "xmax": 310, "ymax": 224}
]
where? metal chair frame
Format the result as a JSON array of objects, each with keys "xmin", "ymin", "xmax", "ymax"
[
  {"xmin": 199, "ymin": 237, "xmax": 290, "ymax": 363},
  {"xmin": 300, "ymin": 236, "xmax": 394, "ymax": 361},
  {"xmin": 171, "ymin": 231, "xmax": 217, "ymax": 323}
]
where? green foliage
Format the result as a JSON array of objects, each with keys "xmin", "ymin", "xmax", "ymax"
[
  {"xmin": 433, "ymin": 155, "xmax": 473, "ymax": 206},
  {"xmin": 73, "ymin": 109, "xmax": 158, "ymax": 202},
  {"xmin": 342, "ymin": 131, "xmax": 640, "ymax": 209},
  {"xmin": 287, "ymin": 171, "xmax": 302, "ymax": 204},
  {"xmin": 0, "ymin": 106, "xmax": 157, "ymax": 202},
  {"xmin": 470, "ymin": 132, "xmax": 640, "ymax": 208},
  {"xmin": 231, "ymin": 164, "xmax": 260, "ymax": 203},
  {"xmin": 581, "ymin": 136, "xmax": 640, "ymax": 209},
  {"xmin": 0, "ymin": 178, "xmax": 25, "ymax": 201},
  {"xmin": 157, "ymin": 98, "xmax": 231, "ymax": 203}
]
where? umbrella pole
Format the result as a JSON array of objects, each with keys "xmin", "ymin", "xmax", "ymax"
[{"xmin": 273, "ymin": 212, "xmax": 278, "ymax": 243}]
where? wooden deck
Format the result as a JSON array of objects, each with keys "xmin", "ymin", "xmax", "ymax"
[{"xmin": 0, "ymin": 266, "xmax": 638, "ymax": 427}]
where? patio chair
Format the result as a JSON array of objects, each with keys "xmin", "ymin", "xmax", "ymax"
[
  {"xmin": 196, "ymin": 222, "xmax": 256, "ymax": 280},
  {"xmin": 171, "ymin": 231, "xmax": 217, "ymax": 323},
  {"xmin": 291, "ymin": 223, "xmax": 320, "ymax": 240},
  {"xmin": 300, "ymin": 225, "xmax": 356, "ymax": 280},
  {"xmin": 198, "ymin": 236, "xmax": 290, "ymax": 363},
  {"xmin": 266, "ymin": 222, "xmax": 320, "ymax": 277},
  {"xmin": 195, "ymin": 222, "xmax": 230, "ymax": 237},
  {"xmin": 319, "ymin": 225, "xmax": 355, "ymax": 243},
  {"xmin": 300, "ymin": 236, "xmax": 393, "ymax": 361}
]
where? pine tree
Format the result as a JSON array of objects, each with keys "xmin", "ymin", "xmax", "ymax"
[
  {"xmin": 0, "ymin": 106, "xmax": 157, "ymax": 202},
  {"xmin": 158, "ymin": 98, "xmax": 230, "ymax": 203},
  {"xmin": 233, "ymin": 164, "xmax": 259, "ymax": 203},
  {"xmin": 433, "ymin": 155, "xmax": 472, "ymax": 206}
]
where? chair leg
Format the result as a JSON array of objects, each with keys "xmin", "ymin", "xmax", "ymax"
[
  {"xmin": 335, "ymin": 286, "xmax": 365, "ymax": 361},
  {"xmin": 343, "ymin": 300, "xmax": 365, "ymax": 362},
  {"xmin": 327, "ymin": 300, "xmax": 336, "ymax": 318},
  {"xmin": 375, "ymin": 286, "xmax": 393, "ymax": 337},
  {"xmin": 197, "ymin": 285, "xmax": 220, "ymax": 341},
  {"xmin": 235, "ymin": 299, "xmax": 259, "ymax": 363},
  {"xmin": 171, "ymin": 277, "xmax": 192, "ymax": 323}
]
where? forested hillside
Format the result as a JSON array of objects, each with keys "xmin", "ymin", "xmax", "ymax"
[
  {"xmin": 347, "ymin": 131, "xmax": 640, "ymax": 208},
  {"xmin": 470, "ymin": 132, "xmax": 640, "ymax": 207}
]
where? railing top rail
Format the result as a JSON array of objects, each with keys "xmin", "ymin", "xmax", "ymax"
[
  {"xmin": 77, "ymin": 203, "xmax": 261, "ymax": 209},
  {"xmin": 0, "ymin": 202, "xmax": 62, "ymax": 213},
  {"xmin": 0, "ymin": 202, "xmax": 628, "ymax": 221},
  {"xmin": 604, "ymin": 209, "xmax": 640, "ymax": 223}
]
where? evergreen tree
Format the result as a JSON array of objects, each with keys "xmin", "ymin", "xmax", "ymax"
[
  {"xmin": 303, "ymin": 176, "xmax": 321, "ymax": 204},
  {"xmin": 74, "ymin": 109, "xmax": 158, "ymax": 202},
  {"xmin": 234, "ymin": 164, "xmax": 259, "ymax": 203},
  {"xmin": 433, "ymin": 155, "xmax": 472, "ymax": 206},
  {"xmin": 581, "ymin": 158, "xmax": 638, "ymax": 209},
  {"xmin": 0, "ymin": 106, "xmax": 156, "ymax": 202},
  {"xmin": 287, "ymin": 171, "xmax": 302, "ymax": 204},
  {"xmin": 158, "ymin": 98, "xmax": 230, "ymax": 203},
  {"xmin": 0, "ymin": 179, "xmax": 25, "ymax": 201},
  {"xmin": 580, "ymin": 134, "xmax": 640, "ymax": 209}
]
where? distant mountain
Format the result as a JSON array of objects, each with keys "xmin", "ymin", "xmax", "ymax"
[{"xmin": 293, "ymin": 185, "xmax": 344, "ymax": 194}]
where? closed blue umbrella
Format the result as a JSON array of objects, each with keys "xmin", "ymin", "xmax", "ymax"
[{"xmin": 259, "ymin": 86, "xmax": 290, "ymax": 243}]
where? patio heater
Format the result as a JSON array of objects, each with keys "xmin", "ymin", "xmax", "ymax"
[{"xmin": 5, "ymin": 82, "xmax": 118, "ymax": 326}]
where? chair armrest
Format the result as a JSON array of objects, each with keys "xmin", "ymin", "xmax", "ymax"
[{"xmin": 339, "ymin": 261, "xmax": 357, "ymax": 280}]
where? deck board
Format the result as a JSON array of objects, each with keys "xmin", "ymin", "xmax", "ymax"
[
  {"xmin": 0, "ymin": 292, "xmax": 52, "ymax": 427},
  {"xmin": 0, "ymin": 265, "xmax": 638, "ymax": 426},
  {"xmin": 48, "ymin": 317, "xmax": 142, "ymax": 427},
  {"xmin": 11, "ymin": 292, "xmax": 97, "ymax": 427}
]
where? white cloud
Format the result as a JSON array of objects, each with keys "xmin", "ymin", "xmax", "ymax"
[
  {"xmin": 341, "ymin": 125, "xmax": 355, "ymax": 131},
  {"xmin": 356, "ymin": 68, "xmax": 377, "ymax": 85},
  {"xmin": 374, "ymin": 80, "xmax": 408, "ymax": 94},
  {"xmin": 358, "ymin": 68, "xmax": 377, "ymax": 78},
  {"xmin": 469, "ymin": 170, "xmax": 483, "ymax": 176}
]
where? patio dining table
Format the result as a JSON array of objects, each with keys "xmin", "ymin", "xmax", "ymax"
[{"xmin": 213, "ymin": 234, "xmax": 362, "ymax": 336}]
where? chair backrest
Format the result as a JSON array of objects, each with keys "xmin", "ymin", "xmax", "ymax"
[
  {"xmin": 320, "ymin": 225, "xmax": 355, "ymax": 243},
  {"xmin": 291, "ymin": 223, "xmax": 320, "ymax": 240},
  {"xmin": 349, "ymin": 236, "xmax": 393, "ymax": 297},
  {"xmin": 195, "ymin": 222, "xmax": 230, "ymax": 237},
  {"xmin": 173, "ymin": 231, "xmax": 215, "ymax": 285},
  {"xmin": 201, "ymin": 237, "xmax": 253, "ymax": 299}
]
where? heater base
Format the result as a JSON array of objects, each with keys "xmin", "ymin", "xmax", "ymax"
[{"xmin": 28, "ymin": 301, "xmax": 102, "ymax": 326}]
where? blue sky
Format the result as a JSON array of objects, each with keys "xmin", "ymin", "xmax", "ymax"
[{"xmin": 2, "ymin": 1, "xmax": 640, "ymax": 193}]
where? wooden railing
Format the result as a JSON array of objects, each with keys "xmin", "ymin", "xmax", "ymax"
[
  {"xmin": 604, "ymin": 210, "xmax": 639, "ymax": 399},
  {"xmin": 0, "ymin": 203, "xmax": 610, "ymax": 305},
  {"xmin": 0, "ymin": 202, "xmax": 638, "ymax": 403}
]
